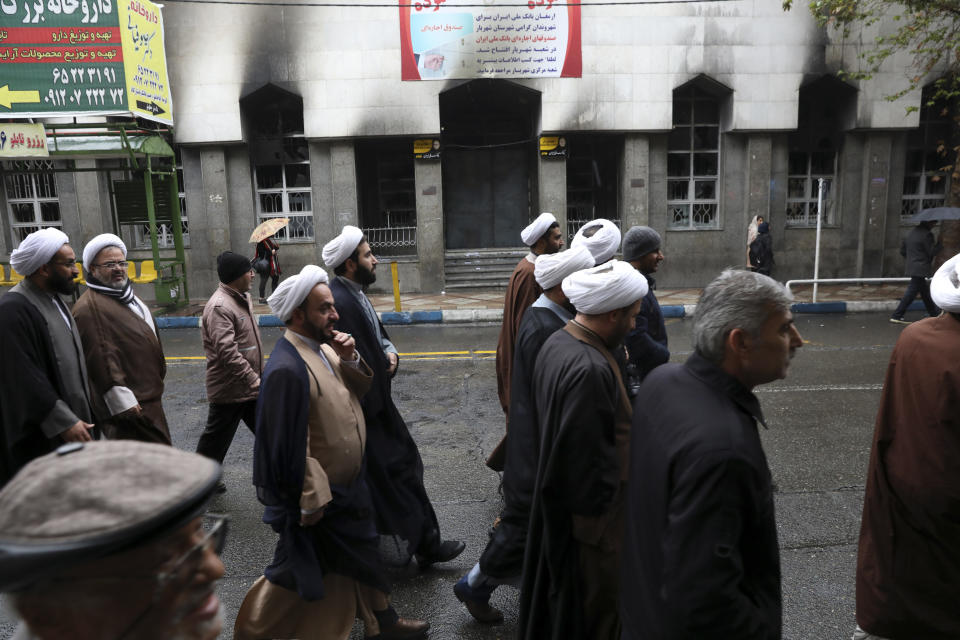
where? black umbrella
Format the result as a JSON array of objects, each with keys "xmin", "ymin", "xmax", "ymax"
[{"xmin": 911, "ymin": 207, "xmax": 960, "ymax": 222}]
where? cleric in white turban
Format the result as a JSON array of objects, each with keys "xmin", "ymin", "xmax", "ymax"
[
  {"xmin": 570, "ymin": 219, "xmax": 622, "ymax": 265},
  {"xmin": 534, "ymin": 245, "xmax": 595, "ymax": 291},
  {"xmin": 81, "ymin": 233, "xmax": 126, "ymax": 273},
  {"xmin": 562, "ymin": 259, "xmax": 648, "ymax": 315},
  {"xmin": 521, "ymin": 212, "xmax": 557, "ymax": 247},
  {"xmin": 9, "ymin": 227, "xmax": 70, "ymax": 277},
  {"xmin": 321, "ymin": 225, "xmax": 365, "ymax": 270},
  {"xmin": 930, "ymin": 251, "xmax": 960, "ymax": 313},
  {"xmin": 267, "ymin": 264, "xmax": 329, "ymax": 323}
]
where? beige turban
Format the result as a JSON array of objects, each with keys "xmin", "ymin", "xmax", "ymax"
[
  {"xmin": 321, "ymin": 225, "xmax": 364, "ymax": 269},
  {"xmin": 82, "ymin": 233, "xmax": 126, "ymax": 272},
  {"xmin": 10, "ymin": 227, "xmax": 70, "ymax": 276},
  {"xmin": 521, "ymin": 212, "xmax": 557, "ymax": 246},
  {"xmin": 534, "ymin": 245, "xmax": 595, "ymax": 290},
  {"xmin": 570, "ymin": 219, "xmax": 621, "ymax": 264},
  {"xmin": 930, "ymin": 252, "xmax": 960, "ymax": 313},
  {"xmin": 562, "ymin": 259, "xmax": 649, "ymax": 314},
  {"xmin": 267, "ymin": 265, "xmax": 329, "ymax": 322}
]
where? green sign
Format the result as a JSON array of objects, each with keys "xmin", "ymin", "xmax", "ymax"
[{"xmin": 0, "ymin": 0, "xmax": 173, "ymax": 124}]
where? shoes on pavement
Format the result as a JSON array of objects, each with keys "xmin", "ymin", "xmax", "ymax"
[
  {"xmin": 454, "ymin": 575, "xmax": 503, "ymax": 624},
  {"xmin": 416, "ymin": 539, "xmax": 465, "ymax": 568},
  {"xmin": 371, "ymin": 617, "xmax": 430, "ymax": 640},
  {"xmin": 214, "ymin": 480, "xmax": 227, "ymax": 494},
  {"xmin": 258, "ymin": 297, "xmax": 267, "ymax": 304},
  {"xmin": 889, "ymin": 317, "xmax": 912, "ymax": 325}
]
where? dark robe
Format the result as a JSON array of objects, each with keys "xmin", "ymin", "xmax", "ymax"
[
  {"xmin": 855, "ymin": 313, "xmax": 960, "ymax": 639},
  {"xmin": 329, "ymin": 277, "xmax": 440, "ymax": 558},
  {"xmin": 489, "ymin": 255, "xmax": 540, "ymax": 470},
  {"xmin": 0, "ymin": 287, "xmax": 93, "ymax": 486},
  {"xmin": 624, "ymin": 276, "xmax": 669, "ymax": 382},
  {"xmin": 252, "ymin": 336, "xmax": 388, "ymax": 601},
  {"xmin": 519, "ymin": 322, "xmax": 630, "ymax": 640},
  {"xmin": 72, "ymin": 289, "xmax": 170, "ymax": 444},
  {"xmin": 479, "ymin": 304, "xmax": 567, "ymax": 579}
]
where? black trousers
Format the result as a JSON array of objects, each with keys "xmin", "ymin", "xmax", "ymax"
[
  {"xmin": 259, "ymin": 273, "xmax": 279, "ymax": 299},
  {"xmin": 196, "ymin": 400, "xmax": 257, "ymax": 464},
  {"xmin": 893, "ymin": 276, "xmax": 939, "ymax": 318}
]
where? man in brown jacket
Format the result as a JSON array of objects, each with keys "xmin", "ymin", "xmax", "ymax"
[
  {"xmin": 196, "ymin": 252, "xmax": 263, "ymax": 488},
  {"xmin": 73, "ymin": 234, "xmax": 169, "ymax": 444}
]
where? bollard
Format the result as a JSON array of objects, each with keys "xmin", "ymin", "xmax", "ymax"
[{"xmin": 391, "ymin": 261, "xmax": 401, "ymax": 312}]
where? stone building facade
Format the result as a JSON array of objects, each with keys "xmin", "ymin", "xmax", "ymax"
[{"xmin": 1, "ymin": 0, "xmax": 950, "ymax": 297}]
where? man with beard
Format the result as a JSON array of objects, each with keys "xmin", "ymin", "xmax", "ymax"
[
  {"xmin": 72, "ymin": 234, "xmax": 169, "ymax": 444},
  {"xmin": 622, "ymin": 226, "xmax": 669, "ymax": 388},
  {"xmin": 322, "ymin": 226, "xmax": 464, "ymax": 567},
  {"xmin": 519, "ymin": 260, "xmax": 648, "ymax": 640},
  {"xmin": 0, "ymin": 228, "xmax": 95, "ymax": 486},
  {"xmin": 0, "ymin": 440, "xmax": 227, "ymax": 640},
  {"xmin": 620, "ymin": 269, "xmax": 803, "ymax": 639},
  {"xmin": 455, "ymin": 245, "xmax": 594, "ymax": 624},
  {"xmin": 491, "ymin": 212, "xmax": 564, "ymax": 470},
  {"xmin": 235, "ymin": 265, "xmax": 429, "ymax": 640}
]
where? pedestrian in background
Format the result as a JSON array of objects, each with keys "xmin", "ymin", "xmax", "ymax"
[
  {"xmin": 324, "ymin": 226, "xmax": 464, "ymax": 568},
  {"xmin": 621, "ymin": 269, "xmax": 802, "ymax": 639},
  {"xmin": 492, "ymin": 212, "xmax": 563, "ymax": 470},
  {"xmin": 622, "ymin": 225, "xmax": 669, "ymax": 389},
  {"xmin": 890, "ymin": 220, "xmax": 940, "ymax": 323},
  {"xmin": 0, "ymin": 440, "xmax": 227, "ymax": 640},
  {"xmin": 195, "ymin": 251, "xmax": 262, "ymax": 489},
  {"xmin": 455, "ymin": 245, "xmax": 594, "ymax": 624},
  {"xmin": 73, "ymin": 234, "xmax": 170, "ymax": 445},
  {"xmin": 255, "ymin": 233, "xmax": 281, "ymax": 304},
  {"xmin": 0, "ymin": 228, "xmax": 95, "ymax": 485},
  {"xmin": 749, "ymin": 221, "xmax": 774, "ymax": 277},
  {"xmin": 520, "ymin": 260, "xmax": 648, "ymax": 640},
  {"xmin": 853, "ymin": 253, "xmax": 960, "ymax": 640}
]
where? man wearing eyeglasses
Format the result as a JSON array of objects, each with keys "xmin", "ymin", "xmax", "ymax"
[
  {"xmin": 72, "ymin": 234, "xmax": 170, "ymax": 444},
  {"xmin": 0, "ymin": 227, "xmax": 95, "ymax": 486},
  {"xmin": 0, "ymin": 440, "xmax": 228, "ymax": 640}
]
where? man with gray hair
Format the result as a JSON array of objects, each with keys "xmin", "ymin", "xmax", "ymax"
[{"xmin": 620, "ymin": 268, "xmax": 802, "ymax": 639}]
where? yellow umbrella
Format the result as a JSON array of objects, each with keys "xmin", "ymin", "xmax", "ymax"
[{"xmin": 249, "ymin": 218, "xmax": 290, "ymax": 243}]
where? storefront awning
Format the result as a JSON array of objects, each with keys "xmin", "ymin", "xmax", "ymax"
[{"xmin": 46, "ymin": 134, "xmax": 174, "ymax": 159}]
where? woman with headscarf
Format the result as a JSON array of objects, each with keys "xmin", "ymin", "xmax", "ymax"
[
  {"xmin": 255, "ymin": 234, "xmax": 282, "ymax": 304},
  {"xmin": 749, "ymin": 221, "xmax": 774, "ymax": 276}
]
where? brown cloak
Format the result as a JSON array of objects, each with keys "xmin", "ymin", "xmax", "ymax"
[
  {"xmin": 855, "ymin": 313, "xmax": 960, "ymax": 638},
  {"xmin": 490, "ymin": 255, "xmax": 541, "ymax": 470},
  {"xmin": 72, "ymin": 289, "xmax": 170, "ymax": 444}
]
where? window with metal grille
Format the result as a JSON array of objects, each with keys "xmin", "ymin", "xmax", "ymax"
[
  {"xmin": 566, "ymin": 134, "xmax": 622, "ymax": 241},
  {"xmin": 357, "ymin": 139, "xmax": 416, "ymax": 256},
  {"xmin": 128, "ymin": 149, "xmax": 189, "ymax": 249},
  {"xmin": 3, "ymin": 160, "xmax": 62, "ymax": 246},
  {"xmin": 254, "ymin": 137, "xmax": 313, "ymax": 242},
  {"xmin": 668, "ymin": 86, "xmax": 720, "ymax": 230},
  {"xmin": 901, "ymin": 88, "xmax": 950, "ymax": 221},
  {"xmin": 786, "ymin": 151, "xmax": 836, "ymax": 226}
]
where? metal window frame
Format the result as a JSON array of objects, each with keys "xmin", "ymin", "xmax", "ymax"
[
  {"xmin": 785, "ymin": 151, "xmax": 837, "ymax": 227},
  {"xmin": 3, "ymin": 159, "xmax": 63, "ymax": 245},
  {"xmin": 667, "ymin": 89, "xmax": 721, "ymax": 230},
  {"xmin": 253, "ymin": 136, "xmax": 313, "ymax": 243}
]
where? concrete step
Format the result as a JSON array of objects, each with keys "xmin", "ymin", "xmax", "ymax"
[
  {"xmin": 444, "ymin": 264, "xmax": 518, "ymax": 275},
  {"xmin": 443, "ymin": 248, "xmax": 526, "ymax": 289},
  {"xmin": 445, "ymin": 257, "xmax": 523, "ymax": 268}
]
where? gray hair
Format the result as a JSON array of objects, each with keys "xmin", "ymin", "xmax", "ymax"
[{"xmin": 692, "ymin": 269, "xmax": 793, "ymax": 364}]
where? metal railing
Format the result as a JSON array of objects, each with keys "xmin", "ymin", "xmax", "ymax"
[{"xmin": 363, "ymin": 226, "xmax": 417, "ymax": 256}]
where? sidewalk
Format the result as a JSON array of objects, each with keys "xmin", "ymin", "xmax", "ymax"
[{"xmin": 153, "ymin": 282, "xmax": 929, "ymax": 328}]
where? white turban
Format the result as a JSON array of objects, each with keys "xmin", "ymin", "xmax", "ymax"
[
  {"xmin": 267, "ymin": 265, "xmax": 329, "ymax": 323},
  {"xmin": 570, "ymin": 219, "xmax": 621, "ymax": 264},
  {"xmin": 321, "ymin": 225, "xmax": 364, "ymax": 269},
  {"xmin": 10, "ymin": 227, "xmax": 70, "ymax": 276},
  {"xmin": 521, "ymin": 212, "xmax": 557, "ymax": 246},
  {"xmin": 82, "ymin": 233, "xmax": 127, "ymax": 272},
  {"xmin": 930, "ymin": 252, "xmax": 960, "ymax": 313},
  {"xmin": 535, "ymin": 245, "xmax": 595, "ymax": 290},
  {"xmin": 562, "ymin": 259, "xmax": 649, "ymax": 315}
]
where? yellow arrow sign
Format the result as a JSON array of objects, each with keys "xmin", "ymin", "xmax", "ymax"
[{"xmin": 0, "ymin": 85, "xmax": 42, "ymax": 109}]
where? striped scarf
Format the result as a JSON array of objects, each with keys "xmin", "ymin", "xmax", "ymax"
[{"xmin": 86, "ymin": 273, "xmax": 136, "ymax": 306}]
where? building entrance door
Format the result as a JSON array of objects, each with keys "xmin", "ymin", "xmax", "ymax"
[{"xmin": 440, "ymin": 80, "xmax": 540, "ymax": 250}]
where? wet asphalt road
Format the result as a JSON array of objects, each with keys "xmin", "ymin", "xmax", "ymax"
[{"xmin": 2, "ymin": 313, "xmax": 909, "ymax": 639}]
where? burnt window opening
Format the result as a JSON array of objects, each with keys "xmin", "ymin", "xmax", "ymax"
[
  {"xmin": 902, "ymin": 85, "xmax": 952, "ymax": 221},
  {"xmin": 356, "ymin": 139, "xmax": 417, "ymax": 256},
  {"xmin": 241, "ymin": 84, "xmax": 313, "ymax": 243},
  {"xmin": 668, "ymin": 79, "xmax": 727, "ymax": 230},
  {"xmin": 786, "ymin": 76, "xmax": 855, "ymax": 227},
  {"xmin": 565, "ymin": 135, "xmax": 623, "ymax": 241}
]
